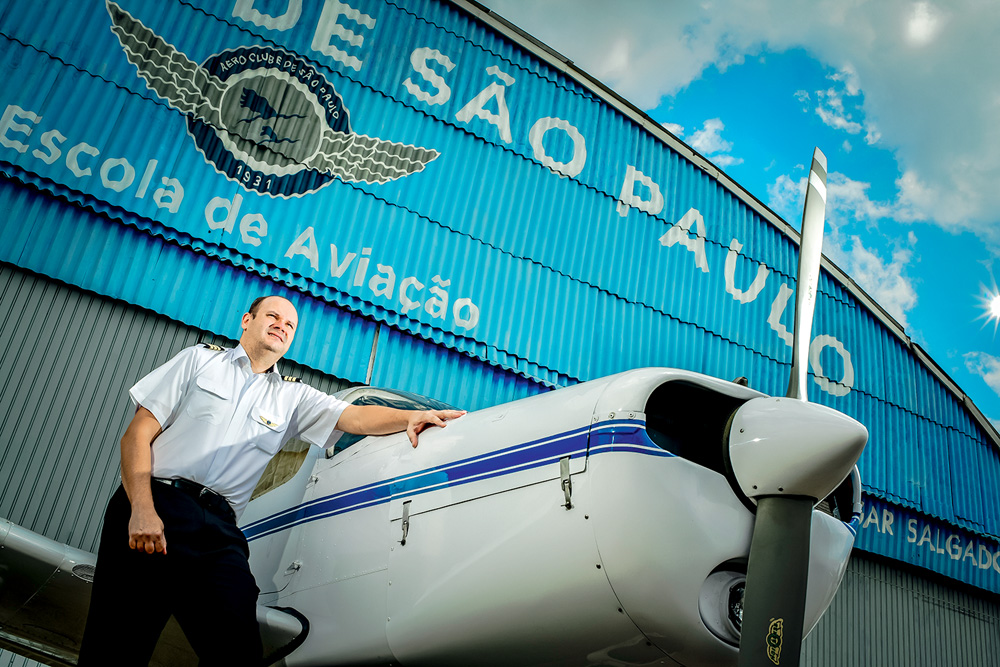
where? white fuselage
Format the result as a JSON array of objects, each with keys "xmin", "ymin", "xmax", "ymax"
[{"xmin": 241, "ymin": 369, "xmax": 859, "ymax": 667}]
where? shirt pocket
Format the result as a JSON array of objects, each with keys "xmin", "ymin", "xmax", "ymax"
[
  {"xmin": 184, "ymin": 374, "xmax": 233, "ymax": 425},
  {"xmin": 248, "ymin": 405, "xmax": 289, "ymax": 455}
]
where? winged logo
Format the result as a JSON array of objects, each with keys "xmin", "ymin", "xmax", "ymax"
[{"xmin": 106, "ymin": 1, "xmax": 439, "ymax": 197}]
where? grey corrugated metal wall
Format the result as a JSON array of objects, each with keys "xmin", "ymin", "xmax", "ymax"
[
  {"xmin": 0, "ymin": 651, "xmax": 38, "ymax": 667},
  {"xmin": 0, "ymin": 261, "xmax": 355, "ymax": 551},
  {"xmin": 803, "ymin": 554, "xmax": 1000, "ymax": 666},
  {"xmin": 0, "ymin": 260, "xmax": 354, "ymax": 667}
]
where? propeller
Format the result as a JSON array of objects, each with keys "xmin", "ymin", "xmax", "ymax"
[
  {"xmin": 786, "ymin": 149, "xmax": 828, "ymax": 403},
  {"xmin": 727, "ymin": 149, "xmax": 868, "ymax": 667}
]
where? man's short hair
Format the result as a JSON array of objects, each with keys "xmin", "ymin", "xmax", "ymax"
[{"xmin": 248, "ymin": 296, "xmax": 279, "ymax": 317}]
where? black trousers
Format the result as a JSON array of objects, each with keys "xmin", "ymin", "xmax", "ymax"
[{"xmin": 78, "ymin": 484, "xmax": 263, "ymax": 666}]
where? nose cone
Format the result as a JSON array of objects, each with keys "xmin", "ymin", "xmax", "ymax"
[{"xmin": 727, "ymin": 397, "xmax": 867, "ymax": 502}]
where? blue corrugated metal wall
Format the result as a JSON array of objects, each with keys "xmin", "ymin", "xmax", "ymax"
[{"xmin": 0, "ymin": 0, "xmax": 998, "ymax": 596}]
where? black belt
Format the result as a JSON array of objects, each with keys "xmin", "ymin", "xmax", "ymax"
[{"xmin": 153, "ymin": 477, "xmax": 235, "ymax": 521}]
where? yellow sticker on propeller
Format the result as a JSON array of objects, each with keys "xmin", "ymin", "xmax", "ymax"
[{"xmin": 766, "ymin": 617, "xmax": 783, "ymax": 664}]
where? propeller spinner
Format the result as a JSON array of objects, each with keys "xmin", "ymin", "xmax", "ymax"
[{"xmin": 728, "ymin": 149, "xmax": 868, "ymax": 667}]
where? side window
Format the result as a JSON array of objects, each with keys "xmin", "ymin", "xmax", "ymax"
[
  {"xmin": 251, "ymin": 390, "xmax": 454, "ymax": 498},
  {"xmin": 251, "ymin": 437, "xmax": 311, "ymax": 500},
  {"xmin": 332, "ymin": 391, "xmax": 456, "ymax": 454}
]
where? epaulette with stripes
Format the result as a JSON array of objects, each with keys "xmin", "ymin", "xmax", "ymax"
[
  {"xmin": 282, "ymin": 375, "xmax": 301, "ymax": 383},
  {"xmin": 199, "ymin": 343, "xmax": 226, "ymax": 352}
]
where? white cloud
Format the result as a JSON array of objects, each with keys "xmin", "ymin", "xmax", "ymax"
[
  {"xmin": 712, "ymin": 154, "xmax": 745, "ymax": 168},
  {"xmin": 814, "ymin": 83, "xmax": 864, "ymax": 134},
  {"xmin": 964, "ymin": 351, "xmax": 1000, "ymax": 397},
  {"xmin": 689, "ymin": 118, "xmax": 732, "ymax": 154},
  {"xmin": 829, "ymin": 65, "xmax": 862, "ymax": 96},
  {"xmin": 864, "ymin": 122, "xmax": 881, "ymax": 146},
  {"xmin": 816, "ymin": 105, "xmax": 863, "ymax": 134},
  {"xmin": 479, "ymin": 0, "xmax": 1000, "ymax": 236},
  {"xmin": 767, "ymin": 171, "xmax": 896, "ymax": 229},
  {"xmin": 766, "ymin": 173, "xmax": 802, "ymax": 221},
  {"xmin": 838, "ymin": 236, "xmax": 918, "ymax": 328},
  {"xmin": 827, "ymin": 174, "xmax": 898, "ymax": 222},
  {"xmin": 684, "ymin": 118, "xmax": 744, "ymax": 168},
  {"xmin": 661, "ymin": 121, "xmax": 684, "ymax": 136},
  {"xmin": 766, "ymin": 171, "xmax": 918, "ymax": 328},
  {"xmin": 907, "ymin": 2, "xmax": 947, "ymax": 46},
  {"xmin": 479, "ymin": 0, "xmax": 742, "ymax": 109}
]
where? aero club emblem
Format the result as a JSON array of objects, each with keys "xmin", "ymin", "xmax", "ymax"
[{"xmin": 107, "ymin": 1, "xmax": 439, "ymax": 197}]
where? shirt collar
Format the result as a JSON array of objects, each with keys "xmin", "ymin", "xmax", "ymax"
[{"xmin": 230, "ymin": 343, "xmax": 282, "ymax": 380}]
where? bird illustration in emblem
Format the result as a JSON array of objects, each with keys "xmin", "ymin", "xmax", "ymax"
[
  {"xmin": 258, "ymin": 125, "xmax": 298, "ymax": 145},
  {"xmin": 237, "ymin": 89, "xmax": 307, "ymax": 125},
  {"xmin": 106, "ymin": 0, "xmax": 439, "ymax": 185}
]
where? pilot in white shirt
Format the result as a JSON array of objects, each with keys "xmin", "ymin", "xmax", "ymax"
[
  {"xmin": 132, "ymin": 342, "xmax": 347, "ymax": 519},
  {"xmin": 78, "ymin": 295, "xmax": 464, "ymax": 666}
]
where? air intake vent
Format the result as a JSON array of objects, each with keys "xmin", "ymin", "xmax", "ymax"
[
  {"xmin": 72, "ymin": 563, "xmax": 96, "ymax": 582},
  {"xmin": 644, "ymin": 381, "xmax": 747, "ymax": 476}
]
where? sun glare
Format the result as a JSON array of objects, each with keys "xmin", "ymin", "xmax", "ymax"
[{"xmin": 978, "ymin": 286, "xmax": 1000, "ymax": 335}]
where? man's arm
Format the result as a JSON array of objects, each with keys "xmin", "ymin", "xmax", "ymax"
[
  {"xmin": 120, "ymin": 406, "xmax": 166, "ymax": 554},
  {"xmin": 336, "ymin": 405, "xmax": 465, "ymax": 448}
]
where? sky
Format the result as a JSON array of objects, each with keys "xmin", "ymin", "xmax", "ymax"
[{"xmin": 478, "ymin": 0, "xmax": 1000, "ymax": 426}]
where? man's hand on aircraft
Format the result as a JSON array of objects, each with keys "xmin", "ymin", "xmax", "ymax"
[
  {"xmin": 406, "ymin": 409, "xmax": 466, "ymax": 448},
  {"xmin": 337, "ymin": 404, "xmax": 466, "ymax": 446}
]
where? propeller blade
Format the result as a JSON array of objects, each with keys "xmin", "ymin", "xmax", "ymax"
[
  {"xmin": 786, "ymin": 148, "xmax": 828, "ymax": 401},
  {"xmin": 737, "ymin": 496, "xmax": 813, "ymax": 667},
  {"xmin": 737, "ymin": 149, "xmax": 832, "ymax": 667}
]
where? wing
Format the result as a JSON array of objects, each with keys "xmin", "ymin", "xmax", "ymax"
[
  {"xmin": 304, "ymin": 130, "xmax": 440, "ymax": 184},
  {"xmin": 0, "ymin": 518, "xmax": 96, "ymax": 666},
  {"xmin": 0, "ymin": 519, "xmax": 305, "ymax": 666},
  {"xmin": 106, "ymin": 0, "xmax": 223, "ymax": 127}
]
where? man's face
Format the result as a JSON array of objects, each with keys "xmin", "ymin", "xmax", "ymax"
[{"xmin": 240, "ymin": 297, "xmax": 298, "ymax": 358}]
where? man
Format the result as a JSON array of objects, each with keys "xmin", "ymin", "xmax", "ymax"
[{"xmin": 78, "ymin": 295, "xmax": 464, "ymax": 666}]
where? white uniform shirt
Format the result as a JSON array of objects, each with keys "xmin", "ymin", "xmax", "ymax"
[{"xmin": 129, "ymin": 344, "xmax": 349, "ymax": 518}]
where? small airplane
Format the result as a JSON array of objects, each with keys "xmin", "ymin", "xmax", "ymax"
[{"xmin": 0, "ymin": 149, "xmax": 867, "ymax": 666}]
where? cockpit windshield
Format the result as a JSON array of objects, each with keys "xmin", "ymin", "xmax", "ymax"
[{"xmin": 331, "ymin": 388, "xmax": 456, "ymax": 453}]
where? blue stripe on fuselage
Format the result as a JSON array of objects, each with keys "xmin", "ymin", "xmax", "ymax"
[{"xmin": 242, "ymin": 420, "xmax": 656, "ymax": 541}]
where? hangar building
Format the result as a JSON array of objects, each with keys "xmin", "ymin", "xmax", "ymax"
[{"xmin": 0, "ymin": 0, "xmax": 998, "ymax": 664}]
